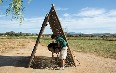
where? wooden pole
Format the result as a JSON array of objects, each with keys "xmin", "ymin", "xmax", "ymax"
[{"xmin": 28, "ymin": 14, "xmax": 50, "ymax": 67}]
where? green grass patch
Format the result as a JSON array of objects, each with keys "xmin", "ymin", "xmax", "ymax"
[
  {"xmin": 39, "ymin": 37, "xmax": 116, "ymax": 59},
  {"xmin": 68, "ymin": 40, "xmax": 116, "ymax": 59}
]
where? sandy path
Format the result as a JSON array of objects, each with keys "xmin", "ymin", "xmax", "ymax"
[{"xmin": 0, "ymin": 42, "xmax": 116, "ymax": 73}]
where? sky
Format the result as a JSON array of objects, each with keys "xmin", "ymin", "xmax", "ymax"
[{"xmin": 0, "ymin": 0, "xmax": 116, "ymax": 34}]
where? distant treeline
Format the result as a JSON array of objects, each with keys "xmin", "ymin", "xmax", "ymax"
[
  {"xmin": 0, "ymin": 31, "xmax": 116, "ymax": 38},
  {"xmin": 66, "ymin": 32, "xmax": 116, "ymax": 37},
  {"xmin": 0, "ymin": 31, "xmax": 38, "ymax": 36}
]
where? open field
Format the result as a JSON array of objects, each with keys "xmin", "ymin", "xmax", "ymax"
[
  {"xmin": 40, "ymin": 36, "xmax": 116, "ymax": 59},
  {"xmin": 0, "ymin": 36, "xmax": 116, "ymax": 73},
  {"xmin": 0, "ymin": 36, "xmax": 116, "ymax": 59},
  {"xmin": 0, "ymin": 36, "xmax": 33, "ymax": 53}
]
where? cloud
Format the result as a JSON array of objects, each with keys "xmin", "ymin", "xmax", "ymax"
[
  {"xmin": 60, "ymin": 8, "xmax": 116, "ymax": 33},
  {"xmin": 0, "ymin": 7, "xmax": 116, "ymax": 34},
  {"xmin": 56, "ymin": 7, "xmax": 68, "ymax": 11},
  {"xmin": 63, "ymin": 13, "xmax": 70, "ymax": 17},
  {"xmin": 0, "ymin": 14, "xmax": 5, "ymax": 17},
  {"xmin": 75, "ymin": 7, "xmax": 105, "ymax": 17},
  {"xmin": 107, "ymin": 10, "xmax": 116, "ymax": 16},
  {"xmin": 0, "ymin": 16, "xmax": 45, "ymax": 33}
]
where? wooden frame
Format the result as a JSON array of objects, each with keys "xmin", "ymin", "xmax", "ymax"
[{"xmin": 28, "ymin": 4, "xmax": 76, "ymax": 68}]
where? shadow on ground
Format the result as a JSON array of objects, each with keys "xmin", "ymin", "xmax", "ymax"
[
  {"xmin": 0, "ymin": 55, "xmax": 61, "ymax": 69},
  {"xmin": 31, "ymin": 56, "xmax": 60, "ymax": 69},
  {"xmin": 0, "ymin": 56, "xmax": 30, "ymax": 68},
  {"xmin": 0, "ymin": 55, "xmax": 74, "ymax": 70}
]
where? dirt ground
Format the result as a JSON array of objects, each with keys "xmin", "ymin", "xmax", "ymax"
[{"xmin": 0, "ymin": 41, "xmax": 116, "ymax": 73}]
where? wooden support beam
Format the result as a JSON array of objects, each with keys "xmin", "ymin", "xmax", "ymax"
[{"xmin": 28, "ymin": 14, "xmax": 50, "ymax": 68}]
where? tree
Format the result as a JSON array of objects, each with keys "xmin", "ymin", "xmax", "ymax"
[{"xmin": 0, "ymin": 0, "xmax": 31, "ymax": 23}]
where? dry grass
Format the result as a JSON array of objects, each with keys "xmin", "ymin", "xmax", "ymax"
[
  {"xmin": 0, "ymin": 36, "xmax": 116, "ymax": 59},
  {"xmin": 0, "ymin": 37, "xmax": 32, "ymax": 53}
]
